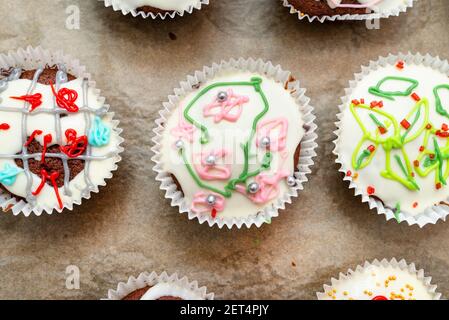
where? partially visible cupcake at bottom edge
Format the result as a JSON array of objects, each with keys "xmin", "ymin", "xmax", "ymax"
[
  {"xmin": 317, "ymin": 259, "xmax": 441, "ymax": 300},
  {"xmin": 106, "ymin": 271, "xmax": 214, "ymax": 300}
]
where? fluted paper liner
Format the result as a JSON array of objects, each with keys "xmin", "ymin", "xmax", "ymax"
[
  {"xmin": 152, "ymin": 58, "xmax": 318, "ymax": 229},
  {"xmin": 0, "ymin": 46, "xmax": 124, "ymax": 217},
  {"xmin": 106, "ymin": 271, "xmax": 214, "ymax": 300},
  {"xmin": 102, "ymin": 0, "xmax": 209, "ymax": 19},
  {"xmin": 281, "ymin": 0, "xmax": 415, "ymax": 23},
  {"xmin": 334, "ymin": 53, "xmax": 449, "ymax": 227},
  {"xmin": 317, "ymin": 258, "xmax": 442, "ymax": 300}
]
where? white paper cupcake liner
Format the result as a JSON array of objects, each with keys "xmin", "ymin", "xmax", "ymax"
[
  {"xmin": 151, "ymin": 58, "xmax": 318, "ymax": 229},
  {"xmin": 0, "ymin": 46, "xmax": 124, "ymax": 217},
  {"xmin": 334, "ymin": 53, "xmax": 449, "ymax": 228},
  {"xmin": 102, "ymin": 0, "xmax": 209, "ymax": 19},
  {"xmin": 281, "ymin": 0, "xmax": 415, "ymax": 23},
  {"xmin": 317, "ymin": 258, "xmax": 442, "ymax": 300},
  {"xmin": 106, "ymin": 271, "xmax": 214, "ymax": 300}
]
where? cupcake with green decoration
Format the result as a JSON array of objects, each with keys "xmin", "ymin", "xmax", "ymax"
[
  {"xmin": 152, "ymin": 59, "xmax": 318, "ymax": 228},
  {"xmin": 334, "ymin": 53, "xmax": 449, "ymax": 227}
]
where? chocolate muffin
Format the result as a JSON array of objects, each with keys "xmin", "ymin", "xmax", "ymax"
[
  {"xmin": 105, "ymin": 0, "xmax": 206, "ymax": 17},
  {"xmin": 334, "ymin": 53, "xmax": 449, "ymax": 226},
  {"xmin": 153, "ymin": 59, "xmax": 317, "ymax": 227},
  {"xmin": 106, "ymin": 272, "xmax": 214, "ymax": 300},
  {"xmin": 285, "ymin": 0, "xmax": 411, "ymax": 18},
  {"xmin": 0, "ymin": 49, "xmax": 123, "ymax": 215}
]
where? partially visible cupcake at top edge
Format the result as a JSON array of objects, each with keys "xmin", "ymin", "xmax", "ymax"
[
  {"xmin": 286, "ymin": 0, "xmax": 411, "ymax": 17},
  {"xmin": 108, "ymin": 0, "xmax": 205, "ymax": 15}
]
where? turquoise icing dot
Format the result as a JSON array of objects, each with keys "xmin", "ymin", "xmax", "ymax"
[
  {"xmin": 0, "ymin": 163, "xmax": 23, "ymax": 186},
  {"xmin": 89, "ymin": 116, "xmax": 111, "ymax": 147}
]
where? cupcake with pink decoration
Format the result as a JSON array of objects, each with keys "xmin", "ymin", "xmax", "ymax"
[
  {"xmin": 281, "ymin": 0, "xmax": 415, "ymax": 22},
  {"xmin": 152, "ymin": 58, "xmax": 318, "ymax": 229}
]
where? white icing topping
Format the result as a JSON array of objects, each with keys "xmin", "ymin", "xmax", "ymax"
[
  {"xmin": 0, "ymin": 76, "xmax": 120, "ymax": 210},
  {"xmin": 159, "ymin": 71, "xmax": 305, "ymax": 219},
  {"xmin": 321, "ymin": 264, "xmax": 434, "ymax": 300},
  {"xmin": 338, "ymin": 63, "xmax": 449, "ymax": 217},
  {"xmin": 320, "ymin": 0, "xmax": 408, "ymax": 12},
  {"xmin": 112, "ymin": 0, "xmax": 199, "ymax": 12},
  {"xmin": 140, "ymin": 282, "xmax": 204, "ymax": 300}
]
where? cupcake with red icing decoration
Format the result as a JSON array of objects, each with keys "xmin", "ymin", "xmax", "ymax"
[
  {"xmin": 106, "ymin": 271, "xmax": 214, "ymax": 300},
  {"xmin": 0, "ymin": 46, "xmax": 123, "ymax": 216},
  {"xmin": 152, "ymin": 58, "xmax": 318, "ymax": 228},
  {"xmin": 334, "ymin": 53, "xmax": 449, "ymax": 227},
  {"xmin": 317, "ymin": 258, "xmax": 441, "ymax": 300},
  {"xmin": 102, "ymin": 0, "xmax": 209, "ymax": 19},
  {"xmin": 281, "ymin": 0, "xmax": 415, "ymax": 22}
]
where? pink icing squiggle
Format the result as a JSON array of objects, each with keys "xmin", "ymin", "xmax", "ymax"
[
  {"xmin": 256, "ymin": 117, "xmax": 289, "ymax": 152},
  {"xmin": 235, "ymin": 170, "xmax": 290, "ymax": 204},
  {"xmin": 203, "ymin": 89, "xmax": 249, "ymax": 123},
  {"xmin": 194, "ymin": 149, "xmax": 232, "ymax": 181},
  {"xmin": 327, "ymin": 0, "xmax": 383, "ymax": 8},
  {"xmin": 191, "ymin": 191, "xmax": 225, "ymax": 214},
  {"xmin": 171, "ymin": 104, "xmax": 196, "ymax": 143}
]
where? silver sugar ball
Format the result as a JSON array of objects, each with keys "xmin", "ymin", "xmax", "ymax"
[
  {"xmin": 206, "ymin": 194, "xmax": 216, "ymax": 206},
  {"xmin": 175, "ymin": 140, "xmax": 184, "ymax": 150},
  {"xmin": 260, "ymin": 136, "xmax": 271, "ymax": 148},
  {"xmin": 287, "ymin": 176, "xmax": 296, "ymax": 187},
  {"xmin": 247, "ymin": 182, "xmax": 260, "ymax": 194},
  {"xmin": 205, "ymin": 154, "xmax": 216, "ymax": 166},
  {"xmin": 217, "ymin": 91, "xmax": 228, "ymax": 102}
]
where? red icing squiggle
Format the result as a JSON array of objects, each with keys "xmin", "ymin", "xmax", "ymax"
[
  {"xmin": 32, "ymin": 169, "xmax": 63, "ymax": 209},
  {"xmin": 25, "ymin": 130, "xmax": 43, "ymax": 147},
  {"xmin": 11, "ymin": 93, "xmax": 43, "ymax": 112},
  {"xmin": 50, "ymin": 81, "xmax": 79, "ymax": 113},
  {"xmin": 60, "ymin": 129, "xmax": 87, "ymax": 158},
  {"xmin": 0, "ymin": 123, "xmax": 10, "ymax": 130},
  {"xmin": 41, "ymin": 134, "xmax": 53, "ymax": 163}
]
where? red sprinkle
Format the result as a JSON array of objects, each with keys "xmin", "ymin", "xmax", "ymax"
[
  {"xmin": 419, "ymin": 146, "xmax": 425, "ymax": 152},
  {"xmin": 10, "ymin": 93, "xmax": 42, "ymax": 112},
  {"xmin": 32, "ymin": 169, "xmax": 63, "ymax": 209},
  {"xmin": 59, "ymin": 129, "xmax": 88, "ymax": 158},
  {"xmin": 360, "ymin": 98, "xmax": 365, "ymax": 104},
  {"xmin": 429, "ymin": 154, "xmax": 435, "ymax": 160},
  {"xmin": 368, "ymin": 145, "xmax": 376, "ymax": 153},
  {"xmin": 438, "ymin": 131, "xmax": 449, "ymax": 138},
  {"xmin": 352, "ymin": 99, "xmax": 360, "ymax": 106},
  {"xmin": 0, "ymin": 123, "xmax": 10, "ymax": 130},
  {"xmin": 413, "ymin": 202, "xmax": 418, "ymax": 208},
  {"xmin": 211, "ymin": 208, "xmax": 217, "ymax": 218},
  {"xmin": 411, "ymin": 93, "xmax": 421, "ymax": 102},
  {"xmin": 442, "ymin": 124, "xmax": 449, "ymax": 132},
  {"xmin": 413, "ymin": 160, "xmax": 420, "ymax": 167},
  {"xmin": 24, "ymin": 130, "xmax": 43, "ymax": 147},
  {"xmin": 41, "ymin": 134, "xmax": 53, "ymax": 163},
  {"xmin": 346, "ymin": 170, "xmax": 352, "ymax": 177},
  {"xmin": 367, "ymin": 186, "xmax": 375, "ymax": 195},
  {"xmin": 400, "ymin": 119, "xmax": 411, "ymax": 129},
  {"xmin": 436, "ymin": 183, "xmax": 442, "ymax": 190},
  {"xmin": 372, "ymin": 295, "xmax": 389, "ymax": 301},
  {"xmin": 378, "ymin": 126, "xmax": 387, "ymax": 135},
  {"xmin": 50, "ymin": 81, "xmax": 79, "ymax": 113},
  {"xmin": 396, "ymin": 61, "xmax": 404, "ymax": 70},
  {"xmin": 426, "ymin": 124, "xmax": 432, "ymax": 130}
]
